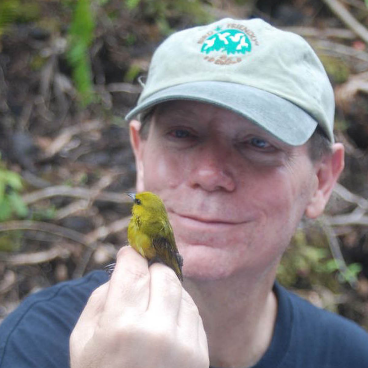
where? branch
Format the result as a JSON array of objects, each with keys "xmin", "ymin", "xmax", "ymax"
[
  {"xmin": 324, "ymin": 214, "xmax": 368, "ymax": 226},
  {"xmin": 3, "ymin": 247, "xmax": 70, "ymax": 266},
  {"xmin": 0, "ymin": 221, "xmax": 90, "ymax": 246},
  {"xmin": 106, "ymin": 82, "xmax": 142, "ymax": 94},
  {"xmin": 54, "ymin": 199, "xmax": 90, "ymax": 220},
  {"xmin": 313, "ymin": 39, "xmax": 368, "ymax": 62},
  {"xmin": 85, "ymin": 216, "xmax": 130, "ymax": 244},
  {"xmin": 333, "ymin": 183, "xmax": 368, "ymax": 210},
  {"xmin": 41, "ymin": 120, "xmax": 104, "ymax": 159},
  {"xmin": 327, "ymin": 184, "xmax": 368, "ymax": 226},
  {"xmin": 73, "ymin": 216, "xmax": 130, "ymax": 278},
  {"xmin": 318, "ymin": 217, "xmax": 358, "ymax": 288},
  {"xmin": 0, "ymin": 270, "xmax": 17, "ymax": 294},
  {"xmin": 282, "ymin": 26, "xmax": 356, "ymax": 40},
  {"xmin": 22, "ymin": 185, "xmax": 131, "ymax": 205},
  {"xmin": 0, "ymin": 216, "xmax": 131, "ymax": 249},
  {"xmin": 322, "ymin": 0, "xmax": 368, "ymax": 44}
]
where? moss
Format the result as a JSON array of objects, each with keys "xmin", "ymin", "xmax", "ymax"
[{"xmin": 319, "ymin": 55, "xmax": 350, "ymax": 84}]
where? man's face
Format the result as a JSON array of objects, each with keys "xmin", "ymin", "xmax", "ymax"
[{"xmin": 130, "ymin": 101, "xmax": 322, "ymax": 281}]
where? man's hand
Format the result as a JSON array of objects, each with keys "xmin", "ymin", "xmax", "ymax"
[{"xmin": 70, "ymin": 246, "xmax": 209, "ymax": 368}]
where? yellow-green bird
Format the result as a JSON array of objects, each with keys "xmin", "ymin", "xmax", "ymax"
[{"xmin": 127, "ymin": 191, "xmax": 183, "ymax": 281}]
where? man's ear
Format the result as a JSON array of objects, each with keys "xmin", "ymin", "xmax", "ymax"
[
  {"xmin": 129, "ymin": 119, "xmax": 145, "ymax": 193},
  {"xmin": 305, "ymin": 143, "xmax": 345, "ymax": 219}
]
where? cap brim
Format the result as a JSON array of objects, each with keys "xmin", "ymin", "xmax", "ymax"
[{"xmin": 125, "ymin": 81, "xmax": 317, "ymax": 146}]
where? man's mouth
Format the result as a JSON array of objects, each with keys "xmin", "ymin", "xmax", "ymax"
[{"xmin": 169, "ymin": 211, "xmax": 244, "ymax": 231}]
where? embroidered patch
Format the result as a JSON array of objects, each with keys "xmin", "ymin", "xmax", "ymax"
[{"xmin": 198, "ymin": 23, "xmax": 258, "ymax": 65}]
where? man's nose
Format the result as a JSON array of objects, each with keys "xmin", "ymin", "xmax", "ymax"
[{"xmin": 188, "ymin": 142, "xmax": 236, "ymax": 192}]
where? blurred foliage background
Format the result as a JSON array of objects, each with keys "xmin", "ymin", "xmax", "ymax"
[{"xmin": 0, "ymin": 0, "xmax": 368, "ymax": 329}]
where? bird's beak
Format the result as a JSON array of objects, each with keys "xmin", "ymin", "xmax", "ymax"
[{"xmin": 126, "ymin": 192, "xmax": 136, "ymax": 201}]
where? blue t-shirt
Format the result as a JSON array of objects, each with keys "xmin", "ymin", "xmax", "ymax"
[{"xmin": 0, "ymin": 270, "xmax": 367, "ymax": 368}]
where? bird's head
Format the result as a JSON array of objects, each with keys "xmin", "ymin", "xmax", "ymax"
[{"xmin": 127, "ymin": 191, "xmax": 166, "ymax": 217}]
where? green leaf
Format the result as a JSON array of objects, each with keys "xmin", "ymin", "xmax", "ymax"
[
  {"xmin": 0, "ymin": 164, "xmax": 27, "ymax": 221},
  {"xmin": 324, "ymin": 259, "xmax": 339, "ymax": 273},
  {"xmin": 126, "ymin": 0, "xmax": 141, "ymax": 10},
  {"xmin": 66, "ymin": 0, "xmax": 96, "ymax": 105},
  {"xmin": 97, "ymin": 0, "xmax": 110, "ymax": 6},
  {"xmin": 69, "ymin": 0, "xmax": 94, "ymax": 44},
  {"xmin": 0, "ymin": 1, "xmax": 18, "ymax": 31},
  {"xmin": 4, "ymin": 171, "xmax": 23, "ymax": 190},
  {"xmin": 0, "ymin": 233, "xmax": 22, "ymax": 252},
  {"xmin": 0, "ymin": 168, "xmax": 23, "ymax": 204},
  {"xmin": 0, "ymin": 199, "xmax": 12, "ymax": 221},
  {"xmin": 124, "ymin": 64, "xmax": 141, "ymax": 82},
  {"xmin": 8, "ymin": 192, "xmax": 28, "ymax": 218},
  {"xmin": 0, "ymin": 181, "xmax": 5, "ymax": 202}
]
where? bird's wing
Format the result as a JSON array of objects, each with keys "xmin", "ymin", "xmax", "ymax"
[
  {"xmin": 152, "ymin": 236, "xmax": 183, "ymax": 280},
  {"xmin": 160, "ymin": 218, "xmax": 179, "ymax": 252},
  {"xmin": 218, "ymin": 32, "xmax": 230, "ymax": 44},
  {"xmin": 203, "ymin": 37, "xmax": 215, "ymax": 48}
]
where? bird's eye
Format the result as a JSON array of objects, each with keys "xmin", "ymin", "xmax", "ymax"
[{"xmin": 135, "ymin": 198, "xmax": 141, "ymax": 205}]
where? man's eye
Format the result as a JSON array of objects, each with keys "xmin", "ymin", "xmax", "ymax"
[
  {"xmin": 170, "ymin": 129, "xmax": 192, "ymax": 138},
  {"xmin": 250, "ymin": 137, "xmax": 271, "ymax": 149}
]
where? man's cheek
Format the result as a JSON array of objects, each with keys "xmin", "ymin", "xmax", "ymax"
[{"xmin": 146, "ymin": 155, "xmax": 183, "ymax": 189}]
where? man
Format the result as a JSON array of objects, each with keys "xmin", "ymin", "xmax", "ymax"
[{"xmin": 1, "ymin": 18, "xmax": 367, "ymax": 368}]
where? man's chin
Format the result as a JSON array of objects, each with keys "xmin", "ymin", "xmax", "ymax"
[{"xmin": 179, "ymin": 245, "xmax": 239, "ymax": 281}]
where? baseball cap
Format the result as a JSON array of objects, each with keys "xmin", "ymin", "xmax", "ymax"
[{"xmin": 125, "ymin": 18, "xmax": 335, "ymax": 145}]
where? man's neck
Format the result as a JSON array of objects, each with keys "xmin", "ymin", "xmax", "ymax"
[{"xmin": 184, "ymin": 269, "xmax": 278, "ymax": 368}]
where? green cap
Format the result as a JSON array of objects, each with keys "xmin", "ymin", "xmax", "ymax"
[{"xmin": 126, "ymin": 18, "xmax": 335, "ymax": 145}]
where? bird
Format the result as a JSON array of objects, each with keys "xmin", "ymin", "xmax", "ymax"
[
  {"xmin": 218, "ymin": 32, "xmax": 230, "ymax": 44},
  {"xmin": 127, "ymin": 191, "xmax": 183, "ymax": 281}
]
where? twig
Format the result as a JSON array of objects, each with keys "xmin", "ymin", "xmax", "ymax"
[
  {"xmin": 88, "ymin": 173, "xmax": 119, "ymax": 205},
  {"xmin": 19, "ymin": 100, "xmax": 34, "ymax": 131},
  {"xmin": 335, "ymin": 71, "xmax": 368, "ymax": 112},
  {"xmin": 341, "ymin": 0, "xmax": 368, "ymax": 11},
  {"xmin": 0, "ymin": 216, "xmax": 130, "ymax": 251},
  {"xmin": 322, "ymin": 0, "xmax": 368, "ymax": 44},
  {"xmin": 21, "ymin": 171, "xmax": 51, "ymax": 189},
  {"xmin": 333, "ymin": 183, "xmax": 368, "ymax": 210},
  {"xmin": 0, "ymin": 271, "xmax": 17, "ymax": 294},
  {"xmin": 54, "ymin": 199, "xmax": 91, "ymax": 220},
  {"xmin": 0, "ymin": 215, "xmax": 130, "ymax": 276},
  {"xmin": 72, "ymin": 246, "xmax": 96, "ymax": 279},
  {"xmin": 0, "ymin": 221, "xmax": 90, "ymax": 247},
  {"xmin": 3, "ymin": 247, "xmax": 70, "ymax": 266},
  {"xmin": 106, "ymin": 83, "xmax": 142, "ymax": 94},
  {"xmin": 0, "ymin": 216, "xmax": 130, "ymax": 276},
  {"xmin": 318, "ymin": 217, "xmax": 358, "ymax": 288},
  {"xmin": 53, "ymin": 172, "xmax": 122, "ymax": 218},
  {"xmin": 85, "ymin": 216, "xmax": 130, "ymax": 245},
  {"xmin": 73, "ymin": 216, "xmax": 130, "ymax": 278},
  {"xmin": 282, "ymin": 26, "xmax": 356, "ymax": 40},
  {"xmin": 324, "ymin": 214, "xmax": 368, "ymax": 226},
  {"xmin": 327, "ymin": 184, "xmax": 368, "ymax": 226},
  {"xmin": 313, "ymin": 39, "xmax": 368, "ymax": 62},
  {"xmin": 22, "ymin": 185, "xmax": 131, "ymax": 205},
  {"xmin": 40, "ymin": 54, "xmax": 57, "ymax": 104},
  {"xmin": 42, "ymin": 120, "xmax": 104, "ymax": 159},
  {"xmin": 69, "ymin": 174, "xmax": 124, "ymax": 277}
]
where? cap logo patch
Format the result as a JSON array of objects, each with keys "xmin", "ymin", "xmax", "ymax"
[{"xmin": 198, "ymin": 24, "xmax": 257, "ymax": 65}]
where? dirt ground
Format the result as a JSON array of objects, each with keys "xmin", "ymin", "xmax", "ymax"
[{"xmin": 0, "ymin": 0, "xmax": 368, "ymax": 330}]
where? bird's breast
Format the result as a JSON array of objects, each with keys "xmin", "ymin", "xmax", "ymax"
[{"xmin": 128, "ymin": 214, "xmax": 156, "ymax": 259}]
